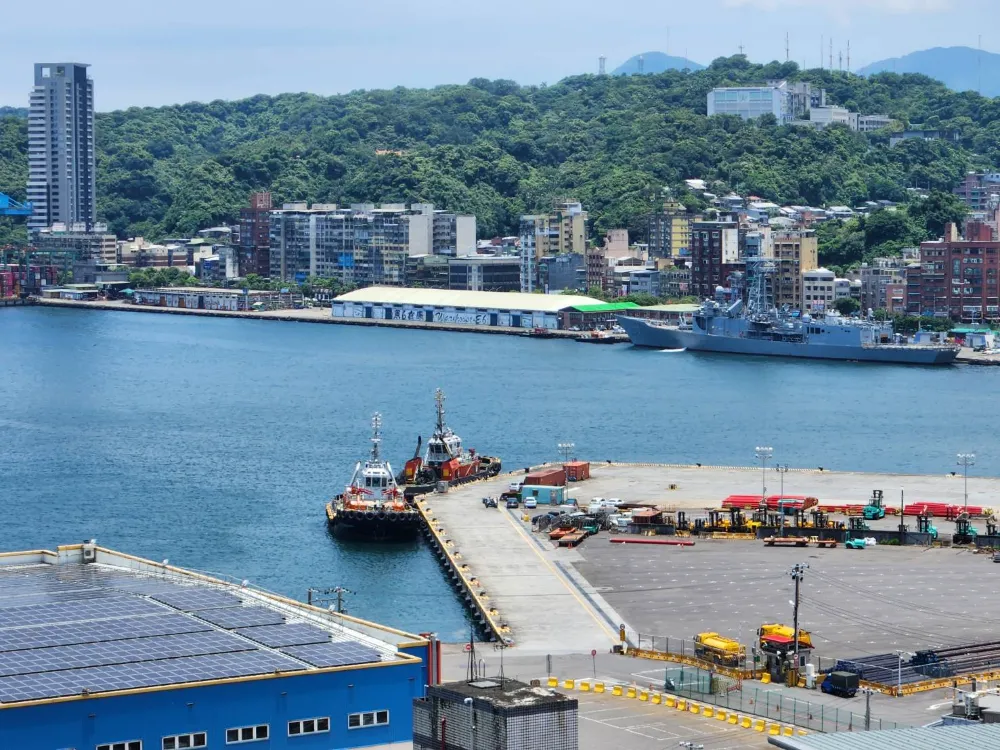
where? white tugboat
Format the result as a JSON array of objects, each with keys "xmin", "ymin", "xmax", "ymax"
[{"xmin": 326, "ymin": 413, "xmax": 421, "ymax": 540}]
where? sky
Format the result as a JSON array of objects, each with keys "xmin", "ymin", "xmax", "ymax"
[{"xmin": 0, "ymin": 0, "xmax": 993, "ymax": 111}]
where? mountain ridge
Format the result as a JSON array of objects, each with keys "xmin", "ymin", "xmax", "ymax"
[
  {"xmin": 612, "ymin": 52, "xmax": 705, "ymax": 76},
  {"xmin": 858, "ymin": 46, "xmax": 1000, "ymax": 98}
]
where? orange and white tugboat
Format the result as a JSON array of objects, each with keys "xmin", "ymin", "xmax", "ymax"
[
  {"xmin": 401, "ymin": 389, "xmax": 502, "ymax": 497},
  {"xmin": 326, "ymin": 413, "xmax": 421, "ymax": 540}
]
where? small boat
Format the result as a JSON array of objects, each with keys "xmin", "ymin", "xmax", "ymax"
[
  {"xmin": 576, "ymin": 330, "xmax": 625, "ymax": 344},
  {"xmin": 326, "ymin": 413, "xmax": 422, "ymax": 540}
]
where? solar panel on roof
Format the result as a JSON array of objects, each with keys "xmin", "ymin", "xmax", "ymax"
[
  {"xmin": 280, "ymin": 641, "xmax": 381, "ymax": 668},
  {"xmin": 0, "ymin": 597, "xmax": 164, "ymax": 629},
  {"xmin": 0, "ymin": 630, "xmax": 253, "ymax": 677},
  {"xmin": 151, "ymin": 589, "xmax": 243, "ymax": 612},
  {"xmin": 235, "ymin": 623, "xmax": 331, "ymax": 648},
  {"xmin": 0, "ymin": 614, "xmax": 212, "ymax": 652},
  {"xmin": 196, "ymin": 608, "xmax": 284, "ymax": 630},
  {"xmin": 0, "ymin": 649, "xmax": 305, "ymax": 703}
]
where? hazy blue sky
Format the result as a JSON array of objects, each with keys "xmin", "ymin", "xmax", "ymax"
[{"xmin": 1, "ymin": 0, "xmax": 992, "ymax": 110}]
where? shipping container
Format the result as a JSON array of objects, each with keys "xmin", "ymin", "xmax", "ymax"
[
  {"xmin": 563, "ymin": 461, "xmax": 591, "ymax": 481},
  {"xmin": 525, "ymin": 468, "xmax": 566, "ymax": 486}
]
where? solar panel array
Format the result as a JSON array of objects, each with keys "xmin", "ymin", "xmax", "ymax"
[
  {"xmin": 0, "ymin": 631, "xmax": 252, "ymax": 677},
  {"xmin": 0, "ymin": 563, "xmax": 388, "ymax": 703},
  {"xmin": 0, "ymin": 650, "xmax": 305, "ymax": 703},
  {"xmin": 235, "ymin": 623, "xmax": 332, "ymax": 648},
  {"xmin": 197, "ymin": 607, "xmax": 285, "ymax": 630},
  {"xmin": 150, "ymin": 589, "xmax": 243, "ymax": 612},
  {"xmin": 280, "ymin": 642, "xmax": 382, "ymax": 668}
]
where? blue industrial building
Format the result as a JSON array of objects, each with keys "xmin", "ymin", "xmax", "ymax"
[{"xmin": 0, "ymin": 543, "xmax": 430, "ymax": 750}]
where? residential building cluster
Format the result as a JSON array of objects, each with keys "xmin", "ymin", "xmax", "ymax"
[{"xmin": 707, "ymin": 79, "xmax": 896, "ymax": 132}]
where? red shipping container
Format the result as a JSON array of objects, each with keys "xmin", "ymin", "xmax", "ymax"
[
  {"xmin": 564, "ymin": 461, "xmax": 590, "ymax": 481},
  {"xmin": 525, "ymin": 468, "xmax": 566, "ymax": 486}
]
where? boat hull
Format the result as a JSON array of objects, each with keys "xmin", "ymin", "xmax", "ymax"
[
  {"xmin": 617, "ymin": 316, "xmax": 959, "ymax": 365},
  {"xmin": 326, "ymin": 503, "xmax": 422, "ymax": 540}
]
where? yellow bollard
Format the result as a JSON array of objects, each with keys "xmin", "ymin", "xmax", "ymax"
[
  {"xmin": 547, "ymin": 677, "xmax": 558, "ymax": 688},
  {"xmin": 563, "ymin": 679, "xmax": 575, "ymax": 690},
  {"xmin": 761, "ymin": 673, "xmax": 771, "ymax": 684},
  {"xmin": 689, "ymin": 703, "xmax": 700, "ymax": 714},
  {"xmin": 594, "ymin": 682, "xmax": 605, "ymax": 694},
  {"xmin": 579, "ymin": 681, "xmax": 590, "ymax": 692},
  {"xmin": 626, "ymin": 687, "xmax": 637, "ymax": 699},
  {"xmin": 768, "ymin": 723, "xmax": 780, "ymax": 736},
  {"xmin": 716, "ymin": 710, "xmax": 727, "ymax": 721},
  {"xmin": 651, "ymin": 693, "xmax": 662, "ymax": 705},
  {"xmin": 639, "ymin": 690, "xmax": 649, "ymax": 702},
  {"xmin": 783, "ymin": 726, "xmax": 794, "ymax": 736},
  {"xmin": 740, "ymin": 716, "xmax": 752, "ymax": 729},
  {"xmin": 666, "ymin": 697, "xmax": 676, "ymax": 708},
  {"xmin": 612, "ymin": 685, "xmax": 623, "ymax": 697}
]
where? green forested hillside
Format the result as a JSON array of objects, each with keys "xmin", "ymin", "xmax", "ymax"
[{"xmin": 0, "ymin": 56, "xmax": 997, "ymax": 250}]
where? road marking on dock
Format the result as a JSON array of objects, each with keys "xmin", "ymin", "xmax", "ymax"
[{"xmin": 499, "ymin": 509, "xmax": 619, "ymax": 643}]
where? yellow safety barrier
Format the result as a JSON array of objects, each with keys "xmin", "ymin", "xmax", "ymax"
[
  {"xmin": 768, "ymin": 723, "xmax": 780, "ymax": 736},
  {"xmin": 703, "ymin": 707, "xmax": 714, "ymax": 718},
  {"xmin": 761, "ymin": 673, "xmax": 771, "ymax": 684},
  {"xmin": 740, "ymin": 716, "xmax": 751, "ymax": 729},
  {"xmin": 563, "ymin": 679, "xmax": 575, "ymax": 690},
  {"xmin": 547, "ymin": 677, "xmax": 558, "ymax": 688},
  {"xmin": 594, "ymin": 682, "xmax": 605, "ymax": 694},
  {"xmin": 727, "ymin": 714, "xmax": 737, "ymax": 725},
  {"xmin": 651, "ymin": 693, "xmax": 662, "ymax": 705},
  {"xmin": 612, "ymin": 685, "xmax": 623, "ymax": 697},
  {"xmin": 639, "ymin": 690, "xmax": 649, "ymax": 702},
  {"xmin": 626, "ymin": 687, "xmax": 637, "ymax": 699},
  {"xmin": 677, "ymin": 699, "xmax": 687, "ymax": 711},
  {"xmin": 798, "ymin": 729, "xmax": 809, "ymax": 736},
  {"xmin": 783, "ymin": 726, "xmax": 794, "ymax": 736},
  {"xmin": 689, "ymin": 703, "xmax": 700, "ymax": 714},
  {"xmin": 579, "ymin": 681, "xmax": 590, "ymax": 692},
  {"xmin": 716, "ymin": 710, "xmax": 727, "ymax": 721},
  {"xmin": 754, "ymin": 720, "xmax": 765, "ymax": 733},
  {"xmin": 666, "ymin": 697, "xmax": 676, "ymax": 708}
]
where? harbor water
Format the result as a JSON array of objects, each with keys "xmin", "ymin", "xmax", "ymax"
[{"xmin": 2, "ymin": 306, "xmax": 999, "ymax": 637}]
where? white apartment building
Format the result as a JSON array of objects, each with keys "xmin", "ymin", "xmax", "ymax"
[
  {"xmin": 801, "ymin": 267, "xmax": 836, "ymax": 313},
  {"xmin": 707, "ymin": 85, "xmax": 790, "ymax": 122}
]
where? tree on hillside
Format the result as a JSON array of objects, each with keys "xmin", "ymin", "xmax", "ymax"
[{"xmin": 907, "ymin": 190, "xmax": 968, "ymax": 238}]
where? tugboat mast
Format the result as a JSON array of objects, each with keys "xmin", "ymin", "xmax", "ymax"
[
  {"xmin": 434, "ymin": 388, "xmax": 446, "ymax": 435},
  {"xmin": 370, "ymin": 412, "xmax": 382, "ymax": 463}
]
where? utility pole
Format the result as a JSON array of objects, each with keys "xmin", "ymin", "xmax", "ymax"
[
  {"xmin": 789, "ymin": 563, "xmax": 808, "ymax": 680},
  {"xmin": 829, "ymin": 39, "xmax": 833, "ymax": 71},
  {"xmin": 755, "ymin": 447, "xmax": 773, "ymax": 510},
  {"xmin": 776, "ymin": 464, "xmax": 790, "ymax": 535},
  {"xmin": 307, "ymin": 586, "xmax": 352, "ymax": 613},
  {"xmin": 859, "ymin": 686, "xmax": 878, "ymax": 729},
  {"xmin": 957, "ymin": 453, "xmax": 975, "ymax": 513},
  {"xmin": 820, "ymin": 35, "xmax": 824, "ymax": 69},
  {"xmin": 785, "ymin": 32, "xmax": 790, "ymax": 62}
]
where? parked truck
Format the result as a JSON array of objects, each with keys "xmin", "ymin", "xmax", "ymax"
[
  {"xmin": 693, "ymin": 632, "xmax": 745, "ymax": 667},
  {"xmin": 757, "ymin": 623, "xmax": 813, "ymax": 652},
  {"xmin": 820, "ymin": 671, "xmax": 859, "ymax": 698}
]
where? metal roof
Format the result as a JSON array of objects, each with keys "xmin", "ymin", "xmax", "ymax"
[
  {"xmin": 0, "ymin": 545, "xmax": 420, "ymax": 706},
  {"xmin": 569, "ymin": 302, "xmax": 641, "ymax": 312},
  {"xmin": 334, "ymin": 286, "xmax": 602, "ymax": 313},
  {"xmin": 768, "ymin": 723, "xmax": 1000, "ymax": 750}
]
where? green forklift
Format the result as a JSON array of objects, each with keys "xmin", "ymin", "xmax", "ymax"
[{"xmin": 863, "ymin": 490, "xmax": 886, "ymax": 521}]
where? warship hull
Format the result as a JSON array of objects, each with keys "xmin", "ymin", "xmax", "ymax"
[{"xmin": 618, "ymin": 316, "xmax": 959, "ymax": 365}]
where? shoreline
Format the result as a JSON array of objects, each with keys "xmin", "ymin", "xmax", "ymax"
[{"xmin": 19, "ymin": 298, "xmax": 1000, "ymax": 364}]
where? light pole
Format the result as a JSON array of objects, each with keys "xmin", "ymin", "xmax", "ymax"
[
  {"xmin": 894, "ymin": 650, "xmax": 915, "ymax": 697},
  {"xmin": 957, "ymin": 453, "xmax": 975, "ymax": 513},
  {"xmin": 558, "ymin": 442, "xmax": 576, "ymax": 463},
  {"xmin": 776, "ymin": 464, "xmax": 789, "ymax": 534},
  {"xmin": 755, "ymin": 446, "xmax": 773, "ymax": 510},
  {"xmin": 859, "ymin": 686, "xmax": 879, "ymax": 729}
]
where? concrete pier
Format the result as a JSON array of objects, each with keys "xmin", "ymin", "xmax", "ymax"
[{"xmin": 416, "ymin": 482, "xmax": 624, "ymax": 654}]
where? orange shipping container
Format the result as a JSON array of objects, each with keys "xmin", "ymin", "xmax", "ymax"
[
  {"xmin": 564, "ymin": 461, "xmax": 590, "ymax": 481},
  {"xmin": 525, "ymin": 468, "xmax": 566, "ymax": 486}
]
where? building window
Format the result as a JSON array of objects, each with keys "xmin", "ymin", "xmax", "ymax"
[
  {"xmin": 162, "ymin": 735, "xmax": 206, "ymax": 750},
  {"xmin": 348, "ymin": 710, "xmax": 390, "ymax": 729},
  {"xmin": 227, "ymin": 725, "xmax": 269, "ymax": 744},
  {"xmin": 98, "ymin": 742, "xmax": 142, "ymax": 750},
  {"xmin": 288, "ymin": 717, "xmax": 330, "ymax": 736}
]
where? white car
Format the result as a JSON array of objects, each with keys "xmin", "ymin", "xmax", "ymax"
[
  {"xmin": 524, "ymin": 498, "xmax": 537, "ymax": 509},
  {"xmin": 509, "ymin": 481, "xmax": 523, "ymax": 493}
]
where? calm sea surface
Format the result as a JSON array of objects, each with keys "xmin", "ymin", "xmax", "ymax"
[{"xmin": 2, "ymin": 307, "xmax": 999, "ymax": 637}]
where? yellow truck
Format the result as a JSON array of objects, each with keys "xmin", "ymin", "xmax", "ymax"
[
  {"xmin": 757, "ymin": 623, "xmax": 813, "ymax": 652},
  {"xmin": 693, "ymin": 632, "xmax": 745, "ymax": 667}
]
